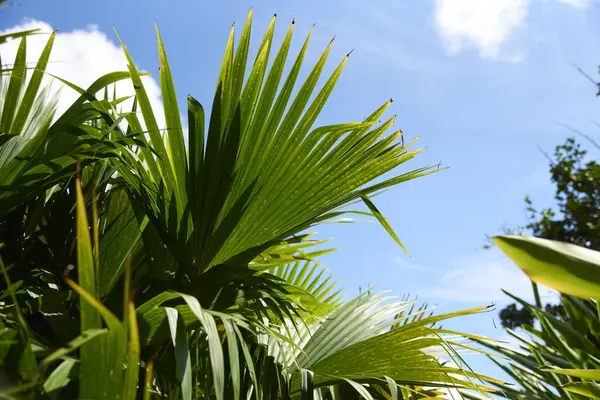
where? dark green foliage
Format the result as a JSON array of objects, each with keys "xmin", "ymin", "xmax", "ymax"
[
  {"xmin": 499, "ymin": 136, "xmax": 600, "ymax": 329},
  {"xmin": 525, "ymin": 137, "xmax": 600, "ymax": 248},
  {"xmin": 499, "ymin": 303, "xmax": 534, "ymax": 329}
]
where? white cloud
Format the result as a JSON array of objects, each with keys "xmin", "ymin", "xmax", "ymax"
[
  {"xmin": 0, "ymin": 19, "xmax": 164, "ymax": 125},
  {"xmin": 434, "ymin": 0, "xmax": 589, "ymax": 60},
  {"xmin": 425, "ymin": 248, "xmax": 559, "ymax": 303},
  {"xmin": 434, "ymin": 0, "xmax": 527, "ymax": 59}
]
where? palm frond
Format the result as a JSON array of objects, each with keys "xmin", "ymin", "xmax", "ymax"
[{"xmin": 114, "ymin": 11, "xmax": 437, "ymax": 280}]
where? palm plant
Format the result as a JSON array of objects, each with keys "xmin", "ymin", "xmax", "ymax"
[
  {"xmin": 471, "ymin": 236, "xmax": 600, "ymax": 400},
  {"xmin": 1, "ymin": 10, "xmax": 500, "ymax": 399}
]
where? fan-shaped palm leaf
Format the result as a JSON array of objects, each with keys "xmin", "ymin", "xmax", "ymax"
[
  {"xmin": 256, "ymin": 290, "xmax": 500, "ymax": 398},
  {"xmin": 112, "ymin": 10, "xmax": 437, "ymax": 284}
]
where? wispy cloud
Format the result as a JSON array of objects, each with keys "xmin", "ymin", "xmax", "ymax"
[
  {"xmin": 423, "ymin": 248, "xmax": 558, "ymax": 303},
  {"xmin": 392, "ymin": 256, "xmax": 430, "ymax": 271},
  {"xmin": 311, "ymin": 4, "xmax": 447, "ymax": 77}
]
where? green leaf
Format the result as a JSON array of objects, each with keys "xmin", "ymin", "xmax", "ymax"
[
  {"xmin": 64, "ymin": 277, "xmax": 120, "ymax": 330},
  {"xmin": 75, "ymin": 174, "xmax": 101, "ymax": 328},
  {"xmin": 222, "ymin": 319, "xmax": 241, "ymax": 400},
  {"xmin": 1, "ymin": 36, "xmax": 26, "ymax": 133},
  {"xmin": 42, "ymin": 329, "xmax": 107, "ymax": 366},
  {"xmin": 72, "ymin": 174, "xmax": 126, "ymax": 399},
  {"xmin": 385, "ymin": 376, "xmax": 399, "ymax": 400},
  {"xmin": 301, "ymin": 369, "xmax": 315, "ymax": 400},
  {"xmin": 344, "ymin": 378, "xmax": 374, "ymax": 400},
  {"xmin": 122, "ymin": 300, "xmax": 140, "ymax": 400},
  {"xmin": 166, "ymin": 307, "xmax": 192, "ymax": 400},
  {"xmin": 0, "ymin": 256, "xmax": 28, "ymax": 335},
  {"xmin": 113, "ymin": 29, "xmax": 167, "ymax": 185},
  {"xmin": 545, "ymin": 369, "xmax": 600, "ymax": 380},
  {"xmin": 94, "ymin": 326, "xmax": 128, "ymax": 399},
  {"xmin": 175, "ymin": 292, "xmax": 225, "ymax": 400},
  {"xmin": 564, "ymin": 382, "xmax": 600, "ymax": 399},
  {"xmin": 16, "ymin": 338, "xmax": 37, "ymax": 381},
  {"xmin": 0, "ymin": 133, "xmax": 16, "ymax": 146},
  {"xmin": 361, "ymin": 194, "xmax": 409, "ymax": 255},
  {"xmin": 493, "ymin": 235, "xmax": 600, "ymax": 300},
  {"xmin": 287, "ymin": 299, "xmax": 497, "ymax": 395},
  {"xmin": 11, "ymin": 31, "xmax": 56, "ymax": 135},
  {"xmin": 43, "ymin": 359, "xmax": 77, "ymax": 399},
  {"xmin": 156, "ymin": 24, "xmax": 186, "ymax": 198},
  {"xmin": 98, "ymin": 189, "xmax": 142, "ymax": 297},
  {"xmin": 0, "ymin": 28, "xmax": 39, "ymax": 45}
]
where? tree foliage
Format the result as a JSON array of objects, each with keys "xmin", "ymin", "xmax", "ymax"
[{"xmin": 499, "ymin": 136, "xmax": 600, "ymax": 329}]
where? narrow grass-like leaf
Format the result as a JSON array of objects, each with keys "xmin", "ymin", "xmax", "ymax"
[
  {"xmin": 1, "ymin": 36, "xmax": 26, "ymax": 133},
  {"xmin": 122, "ymin": 300, "xmax": 140, "ymax": 400},
  {"xmin": 156, "ymin": 24, "xmax": 186, "ymax": 195},
  {"xmin": 166, "ymin": 307, "xmax": 192, "ymax": 400},
  {"xmin": 0, "ymin": 256, "xmax": 28, "ymax": 335},
  {"xmin": 385, "ymin": 376, "xmax": 399, "ymax": 400},
  {"xmin": 301, "ymin": 369, "xmax": 315, "ymax": 400},
  {"xmin": 11, "ymin": 31, "xmax": 56, "ymax": 135},
  {"xmin": 42, "ymin": 329, "xmax": 106, "ymax": 366},
  {"xmin": 344, "ymin": 379, "xmax": 374, "ymax": 400},
  {"xmin": 544, "ymin": 369, "xmax": 600, "ymax": 380},
  {"xmin": 114, "ymin": 29, "xmax": 170, "ymax": 186},
  {"xmin": 64, "ymin": 275, "xmax": 120, "ymax": 328},
  {"xmin": 0, "ymin": 28, "xmax": 39, "ymax": 45},
  {"xmin": 176, "ymin": 292, "xmax": 225, "ymax": 400},
  {"xmin": 74, "ymin": 172, "xmax": 102, "ymax": 399},
  {"xmin": 222, "ymin": 318, "xmax": 241, "ymax": 400},
  {"xmin": 361, "ymin": 194, "xmax": 409, "ymax": 255},
  {"xmin": 564, "ymin": 382, "xmax": 600, "ymax": 399}
]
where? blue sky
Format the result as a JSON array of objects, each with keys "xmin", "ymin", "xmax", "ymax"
[{"xmin": 3, "ymin": 0, "xmax": 600, "ymax": 385}]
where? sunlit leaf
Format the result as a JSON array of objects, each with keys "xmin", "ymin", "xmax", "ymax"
[{"xmin": 493, "ymin": 235, "xmax": 600, "ymax": 300}]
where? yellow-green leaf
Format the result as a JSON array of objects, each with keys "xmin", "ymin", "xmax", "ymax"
[{"xmin": 493, "ymin": 235, "xmax": 600, "ymax": 300}]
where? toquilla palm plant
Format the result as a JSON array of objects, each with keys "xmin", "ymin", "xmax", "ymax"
[{"xmin": 1, "ymin": 10, "xmax": 500, "ymax": 399}]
